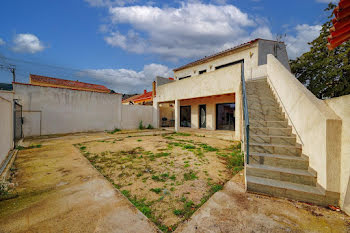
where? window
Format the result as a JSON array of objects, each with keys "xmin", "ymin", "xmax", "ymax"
[
  {"xmin": 178, "ymin": 75, "xmax": 191, "ymax": 80},
  {"xmin": 199, "ymin": 69, "xmax": 206, "ymax": 75},
  {"xmin": 215, "ymin": 60, "xmax": 242, "ymax": 70}
]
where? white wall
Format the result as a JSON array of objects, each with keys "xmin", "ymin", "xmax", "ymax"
[
  {"xmin": 325, "ymin": 95, "xmax": 350, "ymax": 215},
  {"xmin": 267, "ymin": 54, "xmax": 342, "ymax": 194},
  {"xmin": 157, "ymin": 64, "xmax": 241, "ymax": 103},
  {"xmin": 0, "ymin": 96, "xmax": 13, "ymax": 167},
  {"xmin": 121, "ymin": 105, "xmax": 154, "ymax": 129},
  {"xmin": 14, "ymin": 83, "xmax": 122, "ymax": 136}
]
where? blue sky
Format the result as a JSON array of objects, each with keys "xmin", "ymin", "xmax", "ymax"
[{"xmin": 0, "ymin": 0, "xmax": 336, "ymax": 93}]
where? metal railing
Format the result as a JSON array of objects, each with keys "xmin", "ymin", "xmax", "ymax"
[{"xmin": 240, "ymin": 60, "xmax": 250, "ymax": 164}]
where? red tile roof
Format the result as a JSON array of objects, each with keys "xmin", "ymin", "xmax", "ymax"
[
  {"xmin": 328, "ymin": 0, "xmax": 350, "ymax": 50},
  {"xmin": 122, "ymin": 93, "xmax": 143, "ymax": 103},
  {"xmin": 173, "ymin": 38, "xmax": 281, "ymax": 72},
  {"xmin": 30, "ymin": 74, "xmax": 110, "ymax": 93},
  {"xmin": 133, "ymin": 91, "xmax": 153, "ymax": 103}
]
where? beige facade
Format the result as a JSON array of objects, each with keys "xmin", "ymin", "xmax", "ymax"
[{"xmin": 154, "ymin": 39, "xmax": 289, "ymax": 141}]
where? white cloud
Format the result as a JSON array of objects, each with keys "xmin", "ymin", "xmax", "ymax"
[
  {"xmin": 80, "ymin": 63, "xmax": 173, "ymax": 93},
  {"xmin": 103, "ymin": 2, "xmax": 274, "ymax": 60},
  {"xmin": 0, "ymin": 38, "xmax": 5, "ymax": 46},
  {"xmin": 12, "ymin": 33, "xmax": 45, "ymax": 53},
  {"xmin": 285, "ymin": 24, "xmax": 321, "ymax": 59}
]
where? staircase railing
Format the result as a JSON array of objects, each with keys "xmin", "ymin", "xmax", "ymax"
[{"xmin": 240, "ymin": 60, "xmax": 250, "ymax": 164}]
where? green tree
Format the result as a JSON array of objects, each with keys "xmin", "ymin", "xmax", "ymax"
[{"xmin": 290, "ymin": 3, "xmax": 350, "ymax": 99}]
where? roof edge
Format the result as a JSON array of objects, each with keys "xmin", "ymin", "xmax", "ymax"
[
  {"xmin": 12, "ymin": 82, "xmax": 121, "ymax": 95},
  {"xmin": 173, "ymin": 38, "xmax": 283, "ymax": 72}
]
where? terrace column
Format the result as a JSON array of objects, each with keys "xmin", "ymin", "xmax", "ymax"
[
  {"xmin": 175, "ymin": 99, "xmax": 180, "ymax": 132},
  {"xmin": 152, "ymin": 97, "xmax": 159, "ymax": 128}
]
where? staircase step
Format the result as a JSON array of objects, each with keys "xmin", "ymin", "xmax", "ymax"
[
  {"xmin": 250, "ymin": 120, "xmax": 288, "ymax": 128},
  {"xmin": 250, "ymin": 142, "xmax": 302, "ymax": 156},
  {"xmin": 250, "ymin": 134, "xmax": 296, "ymax": 146},
  {"xmin": 250, "ymin": 114, "xmax": 285, "ymax": 121},
  {"xmin": 247, "ymin": 95, "xmax": 277, "ymax": 102},
  {"xmin": 246, "ymin": 176, "xmax": 338, "ymax": 206},
  {"xmin": 250, "ymin": 152, "xmax": 309, "ymax": 170},
  {"xmin": 250, "ymin": 127, "xmax": 292, "ymax": 136},
  {"xmin": 249, "ymin": 109, "xmax": 282, "ymax": 116},
  {"xmin": 247, "ymin": 164, "xmax": 316, "ymax": 186}
]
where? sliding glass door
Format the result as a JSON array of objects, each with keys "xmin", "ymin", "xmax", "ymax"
[{"xmin": 216, "ymin": 103, "xmax": 235, "ymax": 130}]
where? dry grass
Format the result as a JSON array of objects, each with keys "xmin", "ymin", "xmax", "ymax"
[{"xmin": 76, "ymin": 131, "xmax": 243, "ymax": 232}]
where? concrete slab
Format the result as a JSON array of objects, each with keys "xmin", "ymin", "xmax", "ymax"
[
  {"xmin": 175, "ymin": 174, "xmax": 350, "ymax": 233},
  {"xmin": 0, "ymin": 132, "xmax": 160, "ymax": 233}
]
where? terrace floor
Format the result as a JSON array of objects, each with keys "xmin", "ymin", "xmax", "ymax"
[{"xmin": 0, "ymin": 130, "xmax": 349, "ymax": 233}]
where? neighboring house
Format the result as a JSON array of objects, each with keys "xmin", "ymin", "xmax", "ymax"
[
  {"xmin": 153, "ymin": 38, "xmax": 350, "ymax": 214},
  {"xmin": 122, "ymin": 93, "xmax": 143, "ymax": 105},
  {"xmin": 133, "ymin": 90, "xmax": 153, "ymax": 105},
  {"xmin": 29, "ymin": 74, "xmax": 111, "ymax": 93}
]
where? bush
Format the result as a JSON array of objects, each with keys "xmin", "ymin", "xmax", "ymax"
[
  {"xmin": 146, "ymin": 124, "xmax": 154, "ymax": 129},
  {"xmin": 108, "ymin": 128, "xmax": 121, "ymax": 134},
  {"xmin": 139, "ymin": 121, "xmax": 144, "ymax": 130}
]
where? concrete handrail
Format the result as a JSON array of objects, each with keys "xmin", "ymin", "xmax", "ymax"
[{"xmin": 266, "ymin": 54, "xmax": 342, "ymax": 193}]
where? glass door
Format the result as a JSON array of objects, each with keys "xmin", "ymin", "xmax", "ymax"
[
  {"xmin": 216, "ymin": 103, "xmax": 235, "ymax": 130},
  {"xmin": 199, "ymin": 105, "xmax": 206, "ymax": 128},
  {"xmin": 180, "ymin": 106, "xmax": 191, "ymax": 127}
]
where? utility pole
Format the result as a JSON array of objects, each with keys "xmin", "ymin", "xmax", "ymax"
[{"xmin": 9, "ymin": 66, "xmax": 16, "ymax": 83}]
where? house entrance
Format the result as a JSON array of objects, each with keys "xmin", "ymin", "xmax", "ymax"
[{"xmin": 199, "ymin": 105, "xmax": 206, "ymax": 128}]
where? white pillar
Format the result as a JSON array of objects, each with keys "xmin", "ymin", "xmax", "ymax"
[
  {"xmin": 175, "ymin": 99, "xmax": 180, "ymax": 132},
  {"xmin": 152, "ymin": 97, "xmax": 159, "ymax": 128}
]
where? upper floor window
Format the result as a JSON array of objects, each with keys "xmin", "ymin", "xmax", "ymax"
[
  {"xmin": 199, "ymin": 69, "xmax": 207, "ymax": 75},
  {"xmin": 178, "ymin": 75, "xmax": 191, "ymax": 80}
]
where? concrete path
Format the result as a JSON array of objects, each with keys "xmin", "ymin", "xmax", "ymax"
[
  {"xmin": 175, "ymin": 174, "xmax": 350, "ymax": 233},
  {"xmin": 0, "ymin": 132, "xmax": 160, "ymax": 233},
  {"xmin": 1, "ymin": 131, "xmax": 349, "ymax": 233}
]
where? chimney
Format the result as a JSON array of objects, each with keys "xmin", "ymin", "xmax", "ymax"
[
  {"xmin": 152, "ymin": 81, "xmax": 156, "ymax": 98},
  {"xmin": 144, "ymin": 89, "xmax": 147, "ymax": 94}
]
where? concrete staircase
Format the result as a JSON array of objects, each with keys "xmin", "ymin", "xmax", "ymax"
[{"xmin": 245, "ymin": 78, "xmax": 338, "ymax": 206}]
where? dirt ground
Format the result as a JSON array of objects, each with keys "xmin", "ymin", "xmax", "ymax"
[
  {"xmin": 0, "ymin": 130, "xmax": 349, "ymax": 233},
  {"xmin": 75, "ymin": 131, "xmax": 243, "ymax": 231}
]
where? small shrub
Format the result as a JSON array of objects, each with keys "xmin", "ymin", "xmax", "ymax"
[
  {"xmin": 139, "ymin": 121, "xmax": 145, "ymax": 130},
  {"xmin": 183, "ymin": 171, "xmax": 198, "ymax": 181},
  {"xmin": 121, "ymin": 190, "xmax": 131, "ymax": 198},
  {"xmin": 80, "ymin": 146, "xmax": 86, "ymax": 150},
  {"xmin": 210, "ymin": 184, "xmax": 223, "ymax": 193},
  {"xmin": 155, "ymin": 152, "xmax": 170, "ymax": 158},
  {"xmin": 150, "ymin": 188, "xmax": 162, "ymax": 194},
  {"xmin": 169, "ymin": 174, "xmax": 176, "ymax": 180},
  {"xmin": 108, "ymin": 128, "xmax": 121, "ymax": 134},
  {"xmin": 137, "ymin": 139, "xmax": 142, "ymax": 142},
  {"xmin": 146, "ymin": 124, "xmax": 154, "ymax": 129},
  {"xmin": 16, "ymin": 144, "xmax": 42, "ymax": 150},
  {"xmin": 183, "ymin": 144, "xmax": 195, "ymax": 150},
  {"xmin": 152, "ymin": 175, "xmax": 161, "ymax": 181},
  {"xmin": 199, "ymin": 143, "xmax": 218, "ymax": 152},
  {"xmin": 184, "ymin": 164, "xmax": 190, "ymax": 168},
  {"xmin": 173, "ymin": 209, "xmax": 184, "ymax": 216}
]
